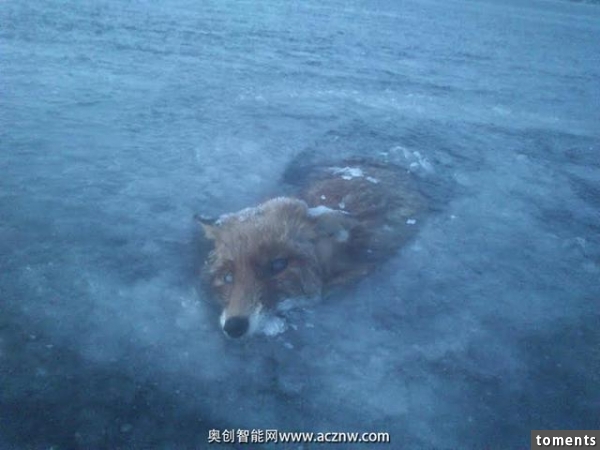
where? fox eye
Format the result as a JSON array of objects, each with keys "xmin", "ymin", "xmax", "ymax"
[
  {"xmin": 223, "ymin": 272, "xmax": 234, "ymax": 284},
  {"xmin": 269, "ymin": 258, "xmax": 288, "ymax": 275}
]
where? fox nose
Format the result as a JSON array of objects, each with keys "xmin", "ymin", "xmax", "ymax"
[{"xmin": 223, "ymin": 316, "xmax": 249, "ymax": 339}]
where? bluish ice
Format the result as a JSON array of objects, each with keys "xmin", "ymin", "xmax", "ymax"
[{"xmin": 1, "ymin": 0, "xmax": 599, "ymax": 448}]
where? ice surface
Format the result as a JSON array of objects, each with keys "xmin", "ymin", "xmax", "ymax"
[{"xmin": 1, "ymin": 0, "xmax": 599, "ymax": 448}]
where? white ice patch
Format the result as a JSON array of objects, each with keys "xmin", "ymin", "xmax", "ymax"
[
  {"xmin": 247, "ymin": 308, "xmax": 263, "ymax": 335},
  {"xmin": 331, "ymin": 166, "xmax": 364, "ymax": 180},
  {"xmin": 406, "ymin": 219, "xmax": 417, "ymax": 225},
  {"xmin": 276, "ymin": 296, "xmax": 320, "ymax": 312},
  {"xmin": 335, "ymin": 229, "xmax": 350, "ymax": 242},
  {"xmin": 216, "ymin": 205, "xmax": 261, "ymax": 225},
  {"xmin": 257, "ymin": 316, "xmax": 287, "ymax": 337},
  {"xmin": 366, "ymin": 176, "xmax": 380, "ymax": 184},
  {"xmin": 219, "ymin": 310, "xmax": 227, "ymax": 329},
  {"xmin": 396, "ymin": 146, "xmax": 435, "ymax": 173},
  {"xmin": 308, "ymin": 205, "xmax": 346, "ymax": 217},
  {"xmin": 277, "ymin": 298, "xmax": 301, "ymax": 312},
  {"xmin": 216, "ymin": 197, "xmax": 300, "ymax": 225}
]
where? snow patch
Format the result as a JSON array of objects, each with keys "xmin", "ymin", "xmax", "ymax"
[
  {"xmin": 335, "ymin": 229, "xmax": 350, "ymax": 242},
  {"xmin": 395, "ymin": 146, "xmax": 434, "ymax": 173},
  {"xmin": 257, "ymin": 315, "xmax": 287, "ymax": 337},
  {"xmin": 277, "ymin": 296, "xmax": 320, "ymax": 312},
  {"xmin": 331, "ymin": 166, "xmax": 364, "ymax": 180},
  {"xmin": 308, "ymin": 205, "xmax": 344, "ymax": 217},
  {"xmin": 216, "ymin": 206, "xmax": 261, "ymax": 225}
]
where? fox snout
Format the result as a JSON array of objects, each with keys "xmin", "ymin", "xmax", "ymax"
[
  {"xmin": 222, "ymin": 315, "xmax": 249, "ymax": 339},
  {"xmin": 220, "ymin": 305, "xmax": 262, "ymax": 339},
  {"xmin": 216, "ymin": 275, "xmax": 264, "ymax": 339}
]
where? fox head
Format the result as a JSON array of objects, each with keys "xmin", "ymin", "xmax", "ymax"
[{"xmin": 198, "ymin": 197, "xmax": 356, "ymax": 338}]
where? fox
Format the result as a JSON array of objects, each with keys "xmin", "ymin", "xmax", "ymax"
[{"xmin": 196, "ymin": 158, "xmax": 427, "ymax": 339}]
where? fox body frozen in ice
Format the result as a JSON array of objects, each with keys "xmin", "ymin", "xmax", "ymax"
[{"xmin": 198, "ymin": 160, "xmax": 426, "ymax": 338}]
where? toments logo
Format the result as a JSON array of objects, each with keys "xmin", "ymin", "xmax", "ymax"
[{"xmin": 531, "ymin": 431, "xmax": 598, "ymax": 449}]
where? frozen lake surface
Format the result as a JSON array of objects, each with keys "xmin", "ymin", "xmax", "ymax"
[{"xmin": 1, "ymin": 0, "xmax": 599, "ymax": 448}]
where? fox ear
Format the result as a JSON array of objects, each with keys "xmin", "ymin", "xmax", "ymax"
[{"xmin": 194, "ymin": 214, "xmax": 219, "ymax": 240}]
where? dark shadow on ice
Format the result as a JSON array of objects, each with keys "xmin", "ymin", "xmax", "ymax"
[{"xmin": 0, "ymin": 311, "xmax": 230, "ymax": 450}]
